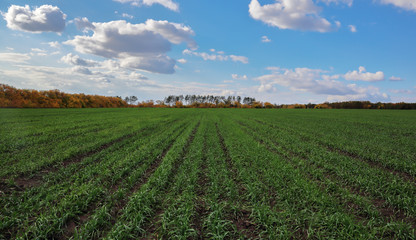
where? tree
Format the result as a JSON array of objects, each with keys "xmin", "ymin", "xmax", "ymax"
[{"xmin": 130, "ymin": 96, "xmax": 138, "ymax": 104}]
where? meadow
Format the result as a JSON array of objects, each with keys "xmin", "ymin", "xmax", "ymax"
[{"xmin": 0, "ymin": 108, "xmax": 415, "ymax": 239}]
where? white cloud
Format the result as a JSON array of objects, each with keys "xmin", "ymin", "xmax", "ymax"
[
  {"xmin": 335, "ymin": 21, "xmax": 341, "ymax": 28},
  {"xmin": 119, "ymin": 55, "xmax": 176, "ymax": 74},
  {"xmin": 256, "ymin": 67, "xmax": 354, "ymax": 95},
  {"xmin": 377, "ymin": 0, "xmax": 416, "ymax": 12},
  {"xmin": 114, "ymin": 0, "xmax": 179, "ymax": 12},
  {"xmin": 72, "ymin": 66, "xmax": 93, "ymax": 75},
  {"xmin": 232, "ymin": 74, "xmax": 248, "ymax": 80},
  {"xmin": 389, "ymin": 89, "xmax": 412, "ymax": 94},
  {"xmin": 129, "ymin": 72, "xmax": 148, "ymax": 80},
  {"xmin": 266, "ymin": 66, "xmax": 280, "ymax": 71},
  {"xmin": 61, "ymin": 53, "xmax": 98, "ymax": 67},
  {"xmin": 30, "ymin": 48, "xmax": 48, "ymax": 56},
  {"xmin": 229, "ymin": 55, "xmax": 249, "ymax": 64},
  {"xmin": 258, "ymin": 83, "xmax": 276, "ymax": 93},
  {"xmin": 31, "ymin": 48, "xmax": 46, "ymax": 53},
  {"xmin": 6, "ymin": 47, "xmax": 14, "ymax": 51},
  {"xmin": 344, "ymin": 66, "xmax": 385, "ymax": 81},
  {"xmin": 48, "ymin": 41, "xmax": 60, "ymax": 49},
  {"xmin": 0, "ymin": 52, "xmax": 31, "ymax": 63},
  {"xmin": 249, "ymin": 0, "xmax": 338, "ymax": 32},
  {"xmin": 183, "ymin": 49, "xmax": 248, "ymax": 64},
  {"xmin": 2, "ymin": 5, "xmax": 66, "ymax": 33},
  {"xmin": 254, "ymin": 67, "xmax": 390, "ymax": 102},
  {"xmin": 64, "ymin": 19, "xmax": 196, "ymax": 74},
  {"xmin": 326, "ymin": 86, "xmax": 390, "ymax": 102},
  {"xmin": 74, "ymin": 17, "xmax": 95, "ymax": 32},
  {"xmin": 146, "ymin": 20, "xmax": 197, "ymax": 49},
  {"xmin": 348, "ymin": 25, "xmax": 357, "ymax": 32},
  {"xmin": 389, "ymin": 76, "xmax": 403, "ymax": 81},
  {"xmin": 122, "ymin": 13, "xmax": 134, "ymax": 19},
  {"xmin": 177, "ymin": 58, "xmax": 187, "ymax": 64},
  {"xmin": 319, "ymin": 0, "xmax": 353, "ymax": 7},
  {"xmin": 261, "ymin": 35, "xmax": 272, "ymax": 42}
]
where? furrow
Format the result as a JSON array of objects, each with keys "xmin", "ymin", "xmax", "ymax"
[
  {"xmin": 193, "ymin": 135, "xmax": 209, "ymax": 239},
  {"xmin": 60, "ymin": 121, "xmax": 186, "ymax": 239},
  {"xmin": 143, "ymin": 120, "xmax": 201, "ymax": 238},
  {"xmin": 2, "ymin": 120, "xmax": 175, "ymax": 194},
  {"xmin": 215, "ymin": 122, "xmax": 260, "ymax": 239},
  {"xmin": 255, "ymin": 119, "xmax": 416, "ymax": 185},
  {"xmin": 93, "ymin": 124, "xmax": 188, "ymax": 240},
  {"xmin": 240, "ymin": 120, "xmax": 416, "ymax": 231},
  {"xmin": 237, "ymin": 120, "xmax": 368, "ymax": 224}
]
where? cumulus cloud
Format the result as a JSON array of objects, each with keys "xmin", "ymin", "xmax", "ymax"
[
  {"xmin": 72, "ymin": 66, "xmax": 93, "ymax": 75},
  {"xmin": 183, "ymin": 49, "xmax": 248, "ymax": 64},
  {"xmin": 389, "ymin": 76, "xmax": 403, "ymax": 81},
  {"xmin": 74, "ymin": 17, "xmax": 95, "ymax": 32},
  {"xmin": 326, "ymin": 86, "xmax": 390, "ymax": 102},
  {"xmin": 114, "ymin": 0, "xmax": 179, "ymax": 12},
  {"xmin": 61, "ymin": 53, "xmax": 98, "ymax": 67},
  {"xmin": 129, "ymin": 72, "xmax": 148, "ymax": 80},
  {"xmin": 344, "ymin": 66, "xmax": 385, "ymax": 82},
  {"xmin": 261, "ymin": 36, "xmax": 271, "ymax": 42},
  {"xmin": 258, "ymin": 83, "xmax": 276, "ymax": 93},
  {"xmin": 255, "ymin": 67, "xmax": 354, "ymax": 95},
  {"xmin": 348, "ymin": 25, "xmax": 357, "ymax": 32},
  {"xmin": 254, "ymin": 67, "xmax": 389, "ymax": 101},
  {"xmin": 319, "ymin": 0, "xmax": 353, "ymax": 7},
  {"xmin": 0, "ymin": 52, "xmax": 31, "ymax": 63},
  {"xmin": 249, "ymin": 0, "xmax": 338, "ymax": 32},
  {"xmin": 177, "ymin": 58, "xmax": 187, "ymax": 64},
  {"xmin": 119, "ymin": 55, "xmax": 176, "ymax": 74},
  {"xmin": 64, "ymin": 19, "xmax": 196, "ymax": 74},
  {"xmin": 377, "ymin": 0, "xmax": 416, "ymax": 12},
  {"xmin": 232, "ymin": 74, "xmax": 248, "ymax": 80},
  {"xmin": 2, "ymin": 5, "xmax": 66, "ymax": 33}
]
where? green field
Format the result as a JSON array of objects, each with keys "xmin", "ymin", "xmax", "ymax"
[{"xmin": 1, "ymin": 108, "xmax": 415, "ymax": 239}]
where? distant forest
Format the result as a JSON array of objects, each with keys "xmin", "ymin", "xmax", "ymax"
[{"xmin": 1, "ymin": 84, "xmax": 416, "ymax": 109}]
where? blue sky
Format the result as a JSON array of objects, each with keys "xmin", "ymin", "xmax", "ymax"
[{"xmin": 0, "ymin": 0, "xmax": 415, "ymax": 103}]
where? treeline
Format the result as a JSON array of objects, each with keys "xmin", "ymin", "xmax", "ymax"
[
  {"xmin": 0, "ymin": 84, "xmax": 127, "ymax": 108},
  {"xmin": 300, "ymin": 102, "xmax": 416, "ymax": 110},
  {"xmin": 2, "ymin": 85, "xmax": 415, "ymax": 109},
  {"xmin": 134, "ymin": 95, "xmax": 416, "ymax": 110}
]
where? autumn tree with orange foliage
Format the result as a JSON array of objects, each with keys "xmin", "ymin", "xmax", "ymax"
[{"xmin": 0, "ymin": 84, "xmax": 127, "ymax": 108}]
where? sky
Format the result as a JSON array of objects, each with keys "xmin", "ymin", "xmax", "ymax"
[{"xmin": 0, "ymin": 0, "xmax": 415, "ymax": 104}]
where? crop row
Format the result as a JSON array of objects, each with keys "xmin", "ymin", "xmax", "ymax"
[{"xmin": 1, "ymin": 108, "xmax": 415, "ymax": 239}]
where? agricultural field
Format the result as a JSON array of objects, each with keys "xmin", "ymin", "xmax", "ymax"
[{"xmin": 0, "ymin": 108, "xmax": 415, "ymax": 239}]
